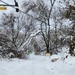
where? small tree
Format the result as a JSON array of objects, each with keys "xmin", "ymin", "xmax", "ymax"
[
  {"xmin": 63, "ymin": 0, "xmax": 75, "ymax": 55},
  {"xmin": 22, "ymin": 0, "xmax": 57, "ymax": 54},
  {"xmin": 0, "ymin": 13, "xmax": 35, "ymax": 58}
]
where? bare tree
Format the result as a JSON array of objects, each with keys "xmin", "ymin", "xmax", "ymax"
[
  {"xmin": 1, "ymin": 13, "xmax": 34, "ymax": 48},
  {"xmin": 22, "ymin": 0, "xmax": 57, "ymax": 54},
  {"xmin": 62, "ymin": 0, "xmax": 75, "ymax": 55},
  {"xmin": 0, "ymin": 13, "xmax": 35, "ymax": 58}
]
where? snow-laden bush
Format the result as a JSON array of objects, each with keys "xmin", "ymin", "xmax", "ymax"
[{"xmin": 0, "ymin": 34, "xmax": 28, "ymax": 59}]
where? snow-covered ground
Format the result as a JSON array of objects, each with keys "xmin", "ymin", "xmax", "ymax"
[{"xmin": 0, "ymin": 53, "xmax": 75, "ymax": 75}]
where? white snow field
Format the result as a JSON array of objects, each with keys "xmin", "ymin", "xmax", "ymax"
[{"xmin": 0, "ymin": 53, "xmax": 75, "ymax": 75}]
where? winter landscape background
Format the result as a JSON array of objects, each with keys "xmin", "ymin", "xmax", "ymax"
[{"xmin": 0, "ymin": 0, "xmax": 75, "ymax": 75}]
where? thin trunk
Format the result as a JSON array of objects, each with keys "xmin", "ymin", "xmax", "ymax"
[{"xmin": 55, "ymin": 22, "xmax": 58, "ymax": 53}]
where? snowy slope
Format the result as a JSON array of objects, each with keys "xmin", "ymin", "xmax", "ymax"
[{"xmin": 0, "ymin": 53, "xmax": 75, "ymax": 75}]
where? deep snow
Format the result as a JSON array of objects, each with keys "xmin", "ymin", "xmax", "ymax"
[{"xmin": 0, "ymin": 53, "xmax": 75, "ymax": 75}]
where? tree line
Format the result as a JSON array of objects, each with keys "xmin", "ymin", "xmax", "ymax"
[{"xmin": 0, "ymin": 0, "xmax": 75, "ymax": 58}]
